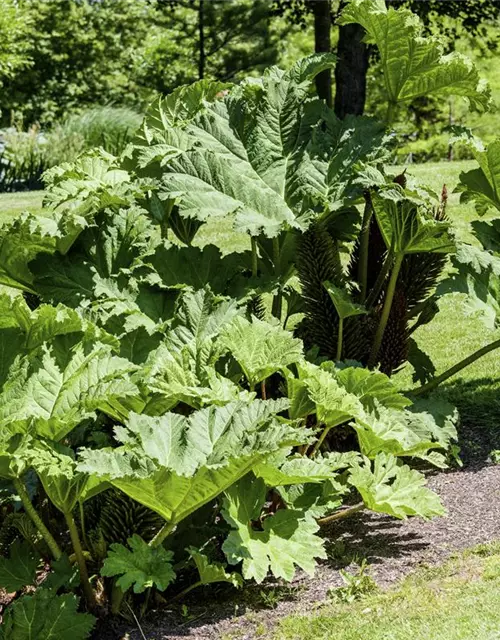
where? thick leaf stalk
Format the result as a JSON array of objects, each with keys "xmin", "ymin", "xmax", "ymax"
[
  {"xmin": 12, "ymin": 478, "xmax": 62, "ymax": 561},
  {"xmin": 65, "ymin": 511, "xmax": 97, "ymax": 609},
  {"xmin": 368, "ymin": 253, "xmax": 405, "ymax": 368},
  {"xmin": 336, "ymin": 317, "xmax": 344, "ymax": 362},
  {"xmin": 149, "ymin": 521, "xmax": 176, "ymax": 548},
  {"xmin": 358, "ymin": 195, "xmax": 373, "ymax": 302},
  {"xmin": 317, "ymin": 502, "xmax": 365, "ymax": 526},
  {"xmin": 411, "ymin": 337, "xmax": 500, "ymax": 396},
  {"xmin": 271, "ymin": 236, "xmax": 283, "ymax": 320}
]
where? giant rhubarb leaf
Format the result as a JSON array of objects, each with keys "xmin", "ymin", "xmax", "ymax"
[
  {"xmin": 131, "ymin": 55, "xmax": 389, "ymax": 239},
  {"xmin": 222, "ymin": 474, "xmax": 326, "ymax": 583},
  {"xmin": 77, "ymin": 399, "xmax": 302, "ymax": 525},
  {"xmin": 437, "ymin": 243, "xmax": 500, "ymax": 329},
  {"xmin": 220, "ymin": 316, "xmax": 303, "ymax": 388},
  {"xmin": 0, "ymin": 589, "xmax": 95, "ymax": 640},
  {"xmin": 372, "ymin": 189, "xmax": 455, "ymax": 255},
  {"xmin": 455, "ymin": 137, "xmax": 500, "ymax": 216},
  {"xmin": 101, "ymin": 534, "xmax": 175, "ymax": 593},
  {"xmin": 0, "ymin": 540, "xmax": 39, "ymax": 592},
  {"xmin": 340, "ymin": 0, "xmax": 490, "ymax": 113},
  {"xmin": 348, "ymin": 453, "xmax": 445, "ymax": 519},
  {"xmin": 0, "ymin": 343, "xmax": 138, "ymax": 440}
]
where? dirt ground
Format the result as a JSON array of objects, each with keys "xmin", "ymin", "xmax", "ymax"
[{"xmin": 110, "ymin": 461, "xmax": 500, "ymax": 640}]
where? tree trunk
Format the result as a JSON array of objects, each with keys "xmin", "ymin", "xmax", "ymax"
[
  {"xmin": 198, "ymin": 0, "xmax": 205, "ymax": 79},
  {"xmin": 308, "ymin": 0, "xmax": 332, "ymax": 106},
  {"xmin": 334, "ymin": 21, "xmax": 369, "ymax": 118}
]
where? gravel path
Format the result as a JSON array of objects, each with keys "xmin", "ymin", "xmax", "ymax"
[{"xmin": 114, "ymin": 463, "xmax": 500, "ymax": 640}]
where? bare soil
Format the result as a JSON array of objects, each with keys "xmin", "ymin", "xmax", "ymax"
[{"xmin": 107, "ymin": 462, "xmax": 500, "ymax": 640}]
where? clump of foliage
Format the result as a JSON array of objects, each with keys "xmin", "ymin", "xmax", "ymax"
[
  {"xmin": 0, "ymin": 1, "xmax": 498, "ymax": 636},
  {"xmin": 0, "ymin": 107, "xmax": 141, "ymax": 192}
]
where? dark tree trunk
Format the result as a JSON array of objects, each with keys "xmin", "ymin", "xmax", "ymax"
[
  {"xmin": 334, "ymin": 21, "xmax": 369, "ymax": 118},
  {"xmin": 308, "ymin": 0, "xmax": 332, "ymax": 106},
  {"xmin": 198, "ymin": 0, "xmax": 205, "ymax": 79}
]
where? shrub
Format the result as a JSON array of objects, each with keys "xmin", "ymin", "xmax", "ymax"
[
  {"xmin": 0, "ymin": 106, "xmax": 142, "ymax": 192},
  {"xmin": 0, "ymin": 1, "xmax": 498, "ymax": 635}
]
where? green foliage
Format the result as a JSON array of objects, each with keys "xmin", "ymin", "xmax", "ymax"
[
  {"xmin": 0, "ymin": 0, "xmax": 152, "ymax": 126},
  {"xmin": 77, "ymin": 400, "xmax": 300, "ymax": 524},
  {"xmin": 222, "ymin": 474, "xmax": 326, "ymax": 583},
  {"xmin": 220, "ymin": 316, "xmax": 303, "ymax": 388},
  {"xmin": 329, "ymin": 559, "xmax": 377, "ymax": 603},
  {"xmin": 0, "ymin": 20, "xmax": 488, "ymax": 627},
  {"xmin": 0, "ymin": 0, "xmax": 31, "ymax": 84},
  {"xmin": 187, "ymin": 547, "xmax": 243, "ymax": 588},
  {"xmin": 101, "ymin": 534, "xmax": 175, "ymax": 593},
  {"xmin": 349, "ymin": 453, "xmax": 446, "ymax": 519},
  {"xmin": 0, "ymin": 540, "xmax": 39, "ymax": 592},
  {"xmin": 323, "ymin": 283, "xmax": 367, "ymax": 321},
  {"xmin": 0, "ymin": 590, "xmax": 95, "ymax": 640},
  {"xmin": 340, "ymin": 0, "xmax": 491, "ymax": 115},
  {"xmin": 456, "ymin": 137, "xmax": 500, "ymax": 216}
]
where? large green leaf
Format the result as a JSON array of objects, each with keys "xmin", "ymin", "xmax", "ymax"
[
  {"xmin": 220, "ymin": 316, "xmax": 303, "ymax": 388},
  {"xmin": 0, "ymin": 343, "xmax": 138, "ymax": 440},
  {"xmin": 131, "ymin": 56, "xmax": 389, "ymax": 238},
  {"xmin": 101, "ymin": 534, "xmax": 175, "ymax": 593},
  {"xmin": 323, "ymin": 282, "xmax": 367, "ymax": 321},
  {"xmin": 348, "ymin": 453, "xmax": 445, "ymax": 519},
  {"xmin": 0, "ymin": 214, "xmax": 56, "ymax": 293},
  {"xmin": 253, "ymin": 455, "xmax": 335, "ymax": 486},
  {"xmin": 140, "ymin": 243, "xmax": 253, "ymax": 296},
  {"xmin": 27, "ymin": 441, "xmax": 91, "ymax": 514},
  {"xmin": 352, "ymin": 406, "xmax": 446, "ymax": 466},
  {"xmin": 187, "ymin": 547, "xmax": 243, "ymax": 588},
  {"xmin": 323, "ymin": 364, "xmax": 411, "ymax": 411},
  {"xmin": 437, "ymin": 243, "xmax": 500, "ymax": 329},
  {"xmin": 472, "ymin": 218, "xmax": 500, "ymax": 255},
  {"xmin": 140, "ymin": 289, "xmax": 244, "ymax": 411},
  {"xmin": 340, "ymin": 0, "xmax": 490, "ymax": 112},
  {"xmin": 297, "ymin": 362, "xmax": 364, "ymax": 427},
  {"xmin": 222, "ymin": 474, "xmax": 326, "ymax": 583},
  {"xmin": 0, "ymin": 589, "xmax": 95, "ymax": 640},
  {"xmin": 0, "ymin": 541, "xmax": 39, "ymax": 592},
  {"xmin": 372, "ymin": 190, "xmax": 455, "ymax": 255},
  {"xmin": 77, "ymin": 399, "xmax": 302, "ymax": 525},
  {"xmin": 455, "ymin": 138, "xmax": 500, "ymax": 216}
]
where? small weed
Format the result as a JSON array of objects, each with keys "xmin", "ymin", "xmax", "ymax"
[
  {"xmin": 489, "ymin": 450, "xmax": 500, "ymax": 464},
  {"xmin": 328, "ymin": 559, "xmax": 377, "ymax": 604},
  {"xmin": 258, "ymin": 585, "xmax": 304, "ymax": 609},
  {"xmin": 180, "ymin": 603, "xmax": 195, "ymax": 622},
  {"xmin": 259, "ymin": 588, "xmax": 281, "ymax": 609},
  {"xmin": 326, "ymin": 539, "xmax": 348, "ymax": 562}
]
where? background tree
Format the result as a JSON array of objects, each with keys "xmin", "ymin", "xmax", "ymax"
[
  {"xmin": 1, "ymin": 0, "xmax": 153, "ymax": 126},
  {"xmin": 0, "ymin": 0, "xmax": 32, "ymax": 86},
  {"xmin": 148, "ymin": 0, "xmax": 283, "ymax": 94},
  {"xmin": 273, "ymin": 0, "xmax": 499, "ymax": 119}
]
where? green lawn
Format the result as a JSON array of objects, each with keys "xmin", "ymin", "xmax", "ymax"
[
  {"xmin": 0, "ymin": 191, "xmax": 44, "ymax": 223},
  {"xmin": 391, "ymin": 161, "xmax": 500, "ymax": 463},
  {"xmin": 272, "ymin": 543, "xmax": 500, "ymax": 640}
]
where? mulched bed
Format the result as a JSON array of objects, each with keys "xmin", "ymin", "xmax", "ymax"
[{"xmin": 109, "ymin": 461, "xmax": 500, "ymax": 640}]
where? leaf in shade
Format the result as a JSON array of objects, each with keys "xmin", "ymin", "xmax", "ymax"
[
  {"xmin": 101, "ymin": 534, "xmax": 175, "ymax": 593},
  {"xmin": 221, "ymin": 474, "xmax": 326, "ymax": 583}
]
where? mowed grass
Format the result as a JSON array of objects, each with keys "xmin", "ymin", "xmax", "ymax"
[
  {"xmin": 391, "ymin": 162, "xmax": 500, "ymax": 462},
  {"xmin": 0, "ymin": 160, "xmax": 498, "ymax": 459},
  {"xmin": 270, "ymin": 543, "xmax": 500, "ymax": 640},
  {"xmin": 0, "ymin": 191, "xmax": 44, "ymax": 223}
]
